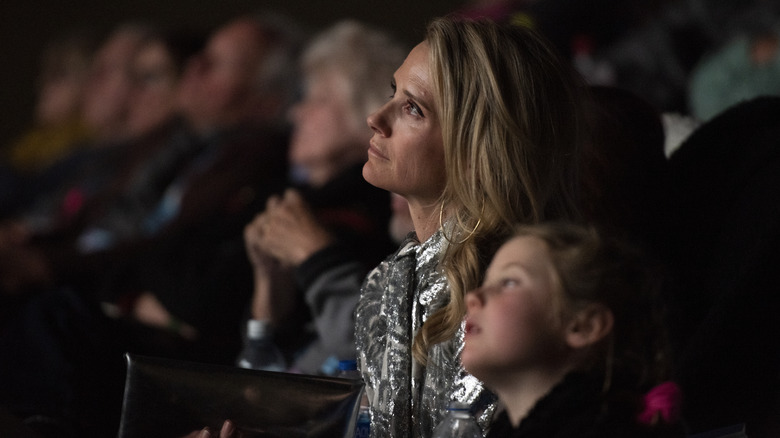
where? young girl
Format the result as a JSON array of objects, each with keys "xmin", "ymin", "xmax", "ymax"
[{"xmin": 462, "ymin": 222, "xmax": 684, "ymax": 437}]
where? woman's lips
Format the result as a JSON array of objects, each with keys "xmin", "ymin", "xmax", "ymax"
[{"xmin": 368, "ymin": 141, "xmax": 389, "ymax": 160}]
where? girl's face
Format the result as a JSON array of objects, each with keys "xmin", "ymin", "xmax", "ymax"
[
  {"xmin": 363, "ymin": 42, "xmax": 446, "ymax": 205},
  {"xmin": 462, "ymin": 235, "xmax": 568, "ymax": 384}
]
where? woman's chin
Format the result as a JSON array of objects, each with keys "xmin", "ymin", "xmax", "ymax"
[{"xmin": 361, "ymin": 161, "xmax": 386, "ymax": 190}]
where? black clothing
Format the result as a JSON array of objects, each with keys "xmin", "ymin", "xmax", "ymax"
[{"xmin": 486, "ymin": 372, "xmax": 685, "ymax": 438}]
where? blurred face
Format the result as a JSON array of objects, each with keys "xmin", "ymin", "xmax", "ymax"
[
  {"xmin": 176, "ymin": 19, "xmax": 265, "ymax": 132},
  {"xmin": 35, "ymin": 53, "xmax": 89, "ymax": 125},
  {"xmin": 126, "ymin": 41, "xmax": 179, "ymax": 137},
  {"xmin": 81, "ymin": 31, "xmax": 141, "ymax": 140},
  {"xmin": 462, "ymin": 235, "xmax": 567, "ymax": 384},
  {"xmin": 288, "ymin": 70, "xmax": 366, "ymax": 173},
  {"xmin": 364, "ymin": 42, "xmax": 445, "ymax": 204}
]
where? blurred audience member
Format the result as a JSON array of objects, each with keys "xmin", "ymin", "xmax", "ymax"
[
  {"xmin": 0, "ymin": 32, "xmax": 96, "ymax": 218},
  {"xmin": 42, "ymin": 13, "xmax": 298, "ymax": 260},
  {"xmin": 0, "ymin": 12, "xmax": 302, "ymax": 438},
  {"xmin": 688, "ymin": 28, "xmax": 780, "ymax": 121},
  {"xmin": 14, "ymin": 27, "xmax": 205, "ymax": 238},
  {"xmin": 125, "ymin": 30, "xmax": 204, "ymax": 138},
  {"xmin": 80, "ymin": 24, "xmax": 153, "ymax": 144},
  {"xmin": 175, "ymin": 14, "xmax": 299, "ymax": 136},
  {"xmin": 15, "ymin": 23, "xmax": 151, "ymax": 222},
  {"xmin": 0, "ymin": 23, "xmax": 154, "ymax": 294},
  {"xmin": 239, "ymin": 20, "xmax": 405, "ymax": 375},
  {"xmin": 89, "ymin": 12, "xmax": 304, "ymax": 363},
  {"xmin": 3, "ymin": 32, "xmax": 95, "ymax": 176},
  {"xmin": 601, "ymin": 0, "xmax": 780, "ymax": 114}
]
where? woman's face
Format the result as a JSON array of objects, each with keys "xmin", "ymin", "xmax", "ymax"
[
  {"xmin": 462, "ymin": 235, "xmax": 567, "ymax": 385},
  {"xmin": 363, "ymin": 42, "xmax": 445, "ymax": 204}
]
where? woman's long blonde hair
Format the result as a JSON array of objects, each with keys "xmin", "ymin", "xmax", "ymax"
[{"xmin": 413, "ymin": 17, "xmax": 588, "ymax": 364}]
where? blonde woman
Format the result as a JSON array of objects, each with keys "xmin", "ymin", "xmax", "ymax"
[{"xmin": 356, "ymin": 17, "xmax": 587, "ymax": 437}]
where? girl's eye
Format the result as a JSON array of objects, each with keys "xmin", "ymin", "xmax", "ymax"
[
  {"xmin": 500, "ymin": 278, "xmax": 520, "ymax": 289},
  {"xmin": 389, "ymin": 80, "xmax": 396, "ymax": 99}
]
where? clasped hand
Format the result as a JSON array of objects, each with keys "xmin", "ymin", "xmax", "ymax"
[
  {"xmin": 243, "ymin": 189, "xmax": 334, "ymax": 323},
  {"xmin": 244, "ymin": 188, "xmax": 333, "ymax": 268}
]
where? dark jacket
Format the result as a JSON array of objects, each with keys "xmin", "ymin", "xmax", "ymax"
[{"xmin": 486, "ymin": 372, "xmax": 685, "ymax": 438}]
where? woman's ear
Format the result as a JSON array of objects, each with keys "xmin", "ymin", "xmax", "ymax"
[{"xmin": 564, "ymin": 304, "xmax": 614, "ymax": 349}]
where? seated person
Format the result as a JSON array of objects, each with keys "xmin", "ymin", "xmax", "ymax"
[
  {"xmin": 689, "ymin": 27, "xmax": 780, "ymax": 122},
  {"xmin": 4, "ymin": 32, "xmax": 94, "ymax": 172},
  {"xmin": 89, "ymin": 13, "xmax": 304, "ymax": 363},
  {"xmin": 0, "ymin": 23, "xmax": 155, "ymax": 295},
  {"xmin": 240, "ymin": 20, "xmax": 406, "ymax": 375},
  {"xmin": 18, "ymin": 26, "xmax": 205, "ymax": 238},
  {"xmin": 461, "ymin": 222, "xmax": 685, "ymax": 437}
]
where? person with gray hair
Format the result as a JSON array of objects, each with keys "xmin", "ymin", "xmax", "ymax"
[{"xmin": 241, "ymin": 19, "xmax": 406, "ymax": 376}]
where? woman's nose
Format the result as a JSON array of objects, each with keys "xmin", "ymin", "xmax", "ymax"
[{"xmin": 367, "ymin": 101, "xmax": 391, "ymax": 136}]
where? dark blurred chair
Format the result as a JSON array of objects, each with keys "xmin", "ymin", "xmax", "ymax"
[
  {"xmin": 117, "ymin": 353, "xmax": 364, "ymax": 438},
  {"xmin": 665, "ymin": 96, "xmax": 780, "ymax": 437}
]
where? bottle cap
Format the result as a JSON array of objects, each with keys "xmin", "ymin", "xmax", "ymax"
[
  {"xmin": 446, "ymin": 401, "xmax": 471, "ymax": 411},
  {"xmin": 338, "ymin": 359, "xmax": 358, "ymax": 371}
]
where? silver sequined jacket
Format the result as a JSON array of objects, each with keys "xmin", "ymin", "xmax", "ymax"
[{"xmin": 355, "ymin": 229, "xmax": 497, "ymax": 438}]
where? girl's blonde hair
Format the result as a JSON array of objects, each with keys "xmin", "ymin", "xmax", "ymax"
[{"xmin": 413, "ymin": 17, "xmax": 587, "ymax": 364}]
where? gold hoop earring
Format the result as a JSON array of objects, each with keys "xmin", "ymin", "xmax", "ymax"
[{"xmin": 439, "ymin": 202, "xmax": 482, "ymax": 245}]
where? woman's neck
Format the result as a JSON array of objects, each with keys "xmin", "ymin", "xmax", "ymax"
[{"xmin": 407, "ymin": 198, "xmax": 441, "ymax": 242}]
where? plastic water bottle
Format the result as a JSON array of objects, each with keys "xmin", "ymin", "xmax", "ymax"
[
  {"xmin": 236, "ymin": 319, "xmax": 286, "ymax": 371},
  {"xmin": 354, "ymin": 405, "xmax": 371, "ymax": 438},
  {"xmin": 431, "ymin": 401, "xmax": 482, "ymax": 438},
  {"xmin": 338, "ymin": 359, "xmax": 370, "ymax": 437}
]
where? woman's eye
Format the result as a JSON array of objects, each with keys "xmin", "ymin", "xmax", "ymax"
[
  {"xmin": 389, "ymin": 81, "xmax": 396, "ymax": 99},
  {"xmin": 405, "ymin": 100, "xmax": 423, "ymax": 117}
]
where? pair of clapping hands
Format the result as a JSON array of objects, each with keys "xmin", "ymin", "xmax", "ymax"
[{"xmin": 243, "ymin": 189, "xmax": 333, "ymax": 323}]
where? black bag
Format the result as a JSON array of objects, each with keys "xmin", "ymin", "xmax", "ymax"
[{"xmin": 118, "ymin": 353, "xmax": 364, "ymax": 438}]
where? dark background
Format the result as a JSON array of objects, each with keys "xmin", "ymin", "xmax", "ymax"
[{"xmin": 0, "ymin": 0, "xmax": 458, "ymax": 150}]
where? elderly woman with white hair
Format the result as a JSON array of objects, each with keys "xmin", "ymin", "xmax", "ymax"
[{"xmin": 241, "ymin": 20, "xmax": 407, "ymax": 375}]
